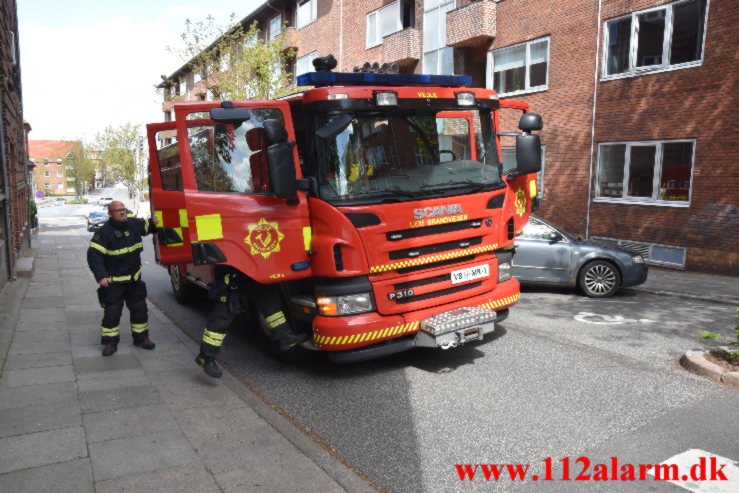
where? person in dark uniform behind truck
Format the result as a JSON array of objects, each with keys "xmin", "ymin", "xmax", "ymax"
[{"xmin": 87, "ymin": 201, "xmax": 158, "ymax": 356}]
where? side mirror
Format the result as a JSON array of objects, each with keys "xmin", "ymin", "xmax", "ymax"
[
  {"xmin": 209, "ymin": 107, "xmax": 251, "ymax": 127},
  {"xmin": 263, "ymin": 119, "xmax": 298, "ymax": 200},
  {"xmin": 516, "ymin": 113, "xmax": 543, "ymax": 174},
  {"xmin": 549, "ymin": 232, "xmax": 562, "ymax": 242}
]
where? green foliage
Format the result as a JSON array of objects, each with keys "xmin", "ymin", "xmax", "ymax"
[
  {"xmin": 165, "ymin": 14, "xmax": 297, "ymax": 101},
  {"xmin": 64, "ymin": 145, "xmax": 96, "ymax": 199},
  {"xmin": 28, "ymin": 197, "xmax": 37, "ymax": 217},
  {"xmin": 94, "ymin": 122, "xmax": 145, "ymax": 198},
  {"xmin": 700, "ymin": 331, "xmax": 721, "ymax": 341}
]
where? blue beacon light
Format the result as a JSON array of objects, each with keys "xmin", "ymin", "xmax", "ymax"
[{"xmin": 296, "ymin": 71, "xmax": 472, "ymax": 88}]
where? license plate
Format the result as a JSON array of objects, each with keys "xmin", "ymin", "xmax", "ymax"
[{"xmin": 450, "ymin": 264, "xmax": 489, "ymax": 285}]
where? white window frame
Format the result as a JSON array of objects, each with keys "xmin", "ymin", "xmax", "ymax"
[
  {"xmin": 502, "ymin": 145, "xmax": 546, "ymax": 199},
  {"xmin": 366, "ymin": 1, "xmax": 402, "ymax": 49},
  {"xmin": 179, "ymin": 77, "xmax": 187, "ymax": 96},
  {"xmin": 423, "ymin": 0, "xmax": 456, "ymax": 75},
  {"xmin": 56, "ymin": 183, "xmax": 64, "ymax": 190},
  {"xmin": 43, "ymin": 171, "xmax": 50, "ymax": 177},
  {"xmin": 594, "ymin": 139, "xmax": 696, "ymax": 207},
  {"xmin": 269, "ymin": 14, "xmax": 282, "ymax": 41},
  {"xmin": 57, "ymin": 171, "xmax": 64, "ymax": 177},
  {"xmin": 193, "ymin": 71, "xmax": 201, "ymax": 84},
  {"xmin": 44, "ymin": 183, "xmax": 51, "ymax": 190},
  {"xmin": 602, "ymin": 0, "xmax": 710, "ymax": 80},
  {"xmin": 488, "ymin": 37, "xmax": 550, "ymax": 97},
  {"xmin": 296, "ymin": 0, "xmax": 317, "ymax": 29},
  {"xmin": 295, "ymin": 51, "xmax": 317, "ymax": 83}
]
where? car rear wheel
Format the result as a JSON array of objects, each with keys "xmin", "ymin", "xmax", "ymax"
[
  {"xmin": 578, "ymin": 260, "xmax": 621, "ymax": 298},
  {"xmin": 169, "ymin": 264, "xmax": 199, "ymax": 304}
]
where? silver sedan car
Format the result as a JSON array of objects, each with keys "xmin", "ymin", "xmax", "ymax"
[{"xmin": 513, "ymin": 216, "xmax": 648, "ymax": 297}]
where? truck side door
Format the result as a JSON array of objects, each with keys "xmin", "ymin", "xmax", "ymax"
[
  {"xmin": 173, "ymin": 101, "xmax": 313, "ymax": 284},
  {"xmin": 147, "ymin": 122, "xmax": 193, "ymax": 265}
]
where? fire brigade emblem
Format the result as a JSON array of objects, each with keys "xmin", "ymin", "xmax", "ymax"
[
  {"xmin": 514, "ymin": 188, "xmax": 526, "ymax": 217},
  {"xmin": 243, "ymin": 218, "xmax": 284, "ymax": 259}
]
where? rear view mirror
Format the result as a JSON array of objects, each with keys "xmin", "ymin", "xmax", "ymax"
[
  {"xmin": 209, "ymin": 107, "xmax": 251, "ymax": 127},
  {"xmin": 515, "ymin": 112, "xmax": 543, "ymax": 174},
  {"xmin": 316, "ymin": 114, "xmax": 353, "ymax": 140},
  {"xmin": 518, "ymin": 113, "xmax": 543, "ymax": 132}
]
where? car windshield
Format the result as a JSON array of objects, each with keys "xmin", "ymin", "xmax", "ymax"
[
  {"xmin": 314, "ymin": 108, "xmax": 501, "ymax": 204},
  {"xmin": 89, "ymin": 212, "xmax": 107, "ymax": 219}
]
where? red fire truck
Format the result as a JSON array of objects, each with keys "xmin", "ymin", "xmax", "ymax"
[{"xmin": 146, "ymin": 66, "xmax": 542, "ymax": 362}]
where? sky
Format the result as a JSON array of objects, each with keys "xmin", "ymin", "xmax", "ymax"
[{"xmin": 18, "ymin": 0, "xmax": 263, "ymax": 142}]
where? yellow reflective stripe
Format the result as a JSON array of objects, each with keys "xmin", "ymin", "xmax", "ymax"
[
  {"xmin": 267, "ymin": 316, "xmax": 286, "ymax": 328},
  {"xmin": 111, "ymin": 275, "xmax": 131, "ymax": 281},
  {"xmin": 133, "ymin": 268, "xmax": 142, "ymax": 281},
  {"xmin": 143, "ymin": 220, "xmax": 149, "ymax": 235},
  {"xmin": 530, "ymin": 180, "xmax": 537, "ymax": 198},
  {"xmin": 303, "ymin": 226, "xmax": 312, "ymax": 251},
  {"xmin": 107, "ymin": 242, "xmax": 143, "ymax": 256},
  {"xmin": 154, "ymin": 210, "xmax": 164, "ymax": 226},
  {"xmin": 179, "ymin": 209, "xmax": 189, "ymax": 228},
  {"xmin": 89, "ymin": 242, "xmax": 108, "ymax": 254},
  {"xmin": 265, "ymin": 311, "xmax": 285, "ymax": 323},
  {"xmin": 202, "ymin": 335, "xmax": 223, "ymax": 346},
  {"xmin": 100, "ymin": 326, "xmax": 120, "ymax": 336},
  {"xmin": 131, "ymin": 323, "xmax": 148, "ymax": 329},
  {"xmin": 195, "ymin": 214, "xmax": 223, "ymax": 241},
  {"xmin": 204, "ymin": 330, "xmax": 226, "ymax": 341}
]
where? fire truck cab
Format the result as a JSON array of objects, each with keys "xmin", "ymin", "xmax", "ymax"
[{"xmin": 146, "ymin": 67, "xmax": 542, "ymax": 362}]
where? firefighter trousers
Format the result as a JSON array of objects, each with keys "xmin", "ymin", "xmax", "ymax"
[
  {"xmin": 97, "ymin": 281, "xmax": 149, "ymax": 345},
  {"xmin": 198, "ymin": 279, "xmax": 292, "ymax": 359}
]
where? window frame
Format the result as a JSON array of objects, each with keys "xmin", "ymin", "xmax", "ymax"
[
  {"xmin": 295, "ymin": 51, "xmax": 317, "ymax": 83},
  {"xmin": 488, "ymin": 37, "xmax": 550, "ymax": 97},
  {"xmin": 595, "ymin": 139, "xmax": 696, "ymax": 207},
  {"xmin": 269, "ymin": 14, "xmax": 283, "ymax": 41},
  {"xmin": 602, "ymin": 0, "xmax": 710, "ymax": 80},
  {"xmin": 366, "ymin": 1, "xmax": 402, "ymax": 49},
  {"xmin": 422, "ymin": 0, "xmax": 456, "ymax": 75},
  {"xmin": 296, "ymin": 0, "xmax": 318, "ymax": 29}
]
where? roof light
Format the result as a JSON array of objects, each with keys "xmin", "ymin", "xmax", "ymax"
[
  {"xmin": 456, "ymin": 92, "xmax": 475, "ymax": 106},
  {"xmin": 296, "ymin": 72, "xmax": 472, "ymax": 88},
  {"xmin": 327, "ymin": 93, "xmax": 349, "ymax": 100},
  {"xmin": 375, "ymin": 91, "xmax": 397, "ymax": 106}
]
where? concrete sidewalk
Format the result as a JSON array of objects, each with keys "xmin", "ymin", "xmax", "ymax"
[
  {"xmin": 0, "ymin": 228, "xmax": 373, "ymax": 492},
  {"xmin": 627, "ymin": 267, "xmax": 739, "ymax": 306}
]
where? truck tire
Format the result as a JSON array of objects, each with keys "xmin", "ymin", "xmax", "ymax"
[
  {"xmin": 169, "ymin": 264, "xmax": 199, "ymax": 304},
  {"xmin": 578, "ymin": 260, "xmax": 621, "ymax": 298}
]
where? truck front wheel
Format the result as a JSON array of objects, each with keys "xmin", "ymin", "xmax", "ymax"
[{"xmin": 169, "ymin": 264, "xmax": 199, "ymax": 304}]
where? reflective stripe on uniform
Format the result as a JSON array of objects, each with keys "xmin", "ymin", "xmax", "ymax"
[
  {"xmin": 100, "ymin": 325, "xmax": 120, "ymax": 337},
  {"xmin": 144, "ymin": 220, "xmax": 149, "ymax": 235},
  {"xmin": 111, "ymin": 268, "xmax": 142, "ymax": 283},
  {"xmin": 91, "ymin": 242, "xmax": 143, "ymax": 257},
  {"xmin": 265, "ymin": 311, "xmax": 286, "ymax": 328},
  {"xmin": 202, "ymin": 329, "xmax": 226, "ymax": 347},
  {"xmin": 131, "ymin": 322, "xmax": 148, "ymax": 333},
  {"xmin": 89, "ymin": 242, "xmax": 108, "ymax": 254}
]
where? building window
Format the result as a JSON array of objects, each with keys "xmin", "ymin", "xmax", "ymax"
[
  {"xmin": 43, "ymin": 171, "xmax": 50, "ymax": 177},
  {"xmin": 193, "ymin": 71, "xmax": 201, "ymax": 84},
  {"xmin": 269, "ymin": 15, "xmax": 282, "ymax": 41},
  {"xmin": 489, "ymin": 38, "xmax": 549, "ymax": 96},
  {"xmin": 604, "ymin": 0, "xmax": 708, "ymax": 78},
  {"xmin": 44, "ymin": 183, "xmax": 51, "ymax": 189},
  {"xmin": 596, "ymin": 140, "xmax": 695, "ymax": 205},
  {"xmin": 179, "ymin": 77, "xmax": 187, "ymax": 96},
  {"xmin": 43, "ymin": 158, "xmax": 49, "ymax": 166},
  {"xmin": 366, "ymin": 1, "xmax": 402, "ymax": 49},
  {"xmin": 295, "ymin": 52, "xmax": 317, "ymax": 82},
  {"xmin": 296, "ymin": 0, "xmax": 317, "ymax": 29},
  {"xmin": 502, "ymin": 146, "xmax": 546, "ymax": 198},
  {"xmin": 57, "ymin": 171, "xmax": 64, "ymax": 177},
  {"xmin": 423, "ymin": 0, "xmax": 455, "ymax": 75},
  {"xmin": 57, "ymin": 183, "xmax": 64, "ymax": 190}
]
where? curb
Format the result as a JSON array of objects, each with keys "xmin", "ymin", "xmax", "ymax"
[
  {"xmin": 631, "ymin": 288, "xmax": 739, "ymax": 307},
  {"xmin": 679, "ymin": 350, "xmax": 739, "ymax": 388}
]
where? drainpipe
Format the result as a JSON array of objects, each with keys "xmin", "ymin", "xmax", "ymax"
[
  {"xmin": 585, "ymin": 0, "xmax": 603, "ymax": 239},
  {"xmin": 0, "ymin": 87, "xmax": 17, "ymax": 280}
]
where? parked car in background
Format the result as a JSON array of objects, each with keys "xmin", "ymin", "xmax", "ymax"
[
  {"xmin": 97, "ymin": 197, "xmax": 114, "ymax": 206},
  {"xmin": 513, "ymin": 216, "xmax": 648, "ymax": 297},
  {"xmin": 86, "ymin": 211, "xmax": 109, "ymax": 232},
  {"xmin": 54, "ymin": 197, "xmax": 67, "ymax": 204}
]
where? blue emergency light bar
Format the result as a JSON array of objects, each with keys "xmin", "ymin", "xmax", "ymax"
[{"xmin": 297, "ymin": 71, "xmax": 472, "ymax": 88}]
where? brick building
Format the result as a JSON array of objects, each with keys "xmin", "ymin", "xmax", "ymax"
[
  {"xmin": 28, "ymin": 140, "xmax": 82, "ymax": 196},
  {"xmin": 1, "ymin": 0, "xmax": 32, "ymax": 290},
  {"xmin": 159, "ymin": 0, "xmax": 738, "ymax": 273}
]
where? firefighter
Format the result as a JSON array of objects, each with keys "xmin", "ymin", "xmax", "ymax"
[
  {"xmin": 87, "ymin": 201, "xmax": 158, "ymax": 356},
  {"xmin": 195, "ymin": 268, "xmax": 308, "ymax": 378}
]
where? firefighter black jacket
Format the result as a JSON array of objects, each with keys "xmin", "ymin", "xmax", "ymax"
[{"xmin": 87, "ymin": 217, "xmax": 156, "ymax": 283}]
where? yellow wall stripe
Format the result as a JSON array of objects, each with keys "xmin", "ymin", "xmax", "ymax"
[
  {"xmin": 195, "ymin": 214, "xmax": 223, "ymax": 241},
  {"xmin": 179, "ymin": 209, "xmax": 189, "ymax": 228},
  {"xmin": 303, "ymin": 227, "xmax": 312, "ymax": 251}
]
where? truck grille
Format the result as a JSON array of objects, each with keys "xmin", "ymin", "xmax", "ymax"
[
  {"xmin": 389, "ymin": 236, "xmax": 483, "ymax": 260},
  {"xmin": 386, "ymin": 219, "xmax": 483, "ymax": 241},
  {"xmin": 394, "ymin": 281, "xmax": 483, "ymax": 305}
]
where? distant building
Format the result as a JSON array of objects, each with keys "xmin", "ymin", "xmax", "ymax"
[
  {"xmin": 156, "ymin": 0, "xmax": 738, "ymax": 273},
  {"xmin": 1, "ymin": 0, "xmax": 33, "ymax": 289},
  {"xmin": 28, "ymin": 141, "xmax": 82, "ymax": 196}
]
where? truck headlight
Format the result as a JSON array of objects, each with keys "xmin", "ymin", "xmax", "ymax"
[
  {"xmin": 632, "ymin": 255, "xmax": 645, "ymax": 264},
  {"xmin": 316, "ymin": 292, "xmax": 374, "ymax": 316},
  {"xmin": 498, "ymin": 261, "xmax": 512, "ymax": 282}
]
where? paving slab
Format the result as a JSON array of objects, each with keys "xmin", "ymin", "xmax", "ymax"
[
  {"xmin": 148, "ymin": 369, "xmax": 245, "ymax": 410},
  {"xmin": 11, "ymin": 329, "xmax": 69, "ymax": 343},
  {"xmin": 8, "ymin": 339, "xmax": 70, "ymax": 355},
  {"xmin": 83, "ymin": 403, "xmax": 181, "ymax": 444},
  {"xmin": 21, "ymin": 296, "xmax": 65, "ymax": 308},
  {"xmin": 77, "ymin": 368, "xmax": 150, "ymax": 392},
  {"xmin": 89, "ymin": 430, "xmax": 200, "ymax": 481},
  {"xmin": 72, "ymin": 343, "xmax": 133, "ymax": 359},
  {"xmin": 0, "ymin": 364, "xmax": 75, "ymax": 387},
  {"xmin": 0, "ymin": 381, "xmax": 77, "ymax": 410},
  {"xmin": 172, "ymin": 404, "xmax": 259, "ymax": 440},
  {"xmin": 0, "ymin": 426, "xmax": 87, "ymax": 474},
  {"xmin": 0, "ymin": 458, "xmax": 93, "ymax": 493},
  {"xmin": 23, "ymin": 287, "xmax": 63, "ymax": 298},
  {"xmin": 4, "ymin": 351, "xmax": 72, "ymax": 370},
  {"xmin": 135, "ymin": 349, "xmax": 198, "ymax": 372},
  {"xmin": 95, "ymin": 464, "xmax": 219, "ymax": 493},
  {"xmin": 73, "ymin": 354, "xmax": 141, "ymax": 374},
  {"xmin": 79, "ymin": 384, "xmax": 164, "ymax": 414},
  {"xmin": 0, "ymin": 397, "xmax": 81, "ymax": 438},
  {"xmin": 214, "ymin": 459, "xmax": 346, "ymax": 493}
]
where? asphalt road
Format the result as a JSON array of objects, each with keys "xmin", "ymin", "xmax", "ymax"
[{"xmin": 46, "ymin": 210, "xmax": 738, "ymax": 493}]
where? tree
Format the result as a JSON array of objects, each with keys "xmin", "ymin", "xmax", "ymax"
[
  {"xmin": 94, "ymin": 122, "xmax": 143, "ymax": 199},
  {"xmin": 65, "ymin": 145, "xmax": 96, "ymax": 199},
  {"xmin": 165, "ymin": 14, "xmax": 297, "ymax": 101}
]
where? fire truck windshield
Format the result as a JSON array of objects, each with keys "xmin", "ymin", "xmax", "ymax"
[{"xmin": 314, "ymin": 109, "xmax": 501, "ymax": 203}]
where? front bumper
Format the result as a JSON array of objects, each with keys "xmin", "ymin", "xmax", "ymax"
[
  {"xmin": 312, "ymin": 277, "xmax": 520, "ymax": 351},
  {"xmin": 622, "ymin": 263, "xmax": 648, "ymax": 287}
]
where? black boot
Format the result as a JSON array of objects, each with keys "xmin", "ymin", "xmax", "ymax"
[
  {"xmin": 102, "ymin": 344, "xmax": 117, "ymax": 356},
  {"xmin": 278, "ymin": 332, "xmax": 308, "ymax": 352},
  {"xmin": 133, "ymin": 336, "xmax": 156, "ymax": 350},
  {"xmin": 195, "ymin": 355, "xmax": 223, "ymax": 378}
]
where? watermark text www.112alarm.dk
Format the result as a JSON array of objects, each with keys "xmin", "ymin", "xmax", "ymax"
[{"xmin": 456, "ymin": 456, "xmax": 730, "ymax": 482}]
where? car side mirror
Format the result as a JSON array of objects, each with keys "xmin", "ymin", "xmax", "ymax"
[
  {"xmin": 263, "ymin": 119, "xmax": 298, "ymax": 201},
  {"xmin": 516, "ymin": 113, "xmax": 543, "ymax": 175},
  {"xmin": 549, "ymin": 232, "xmax": 563, "ymax": 242}
]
